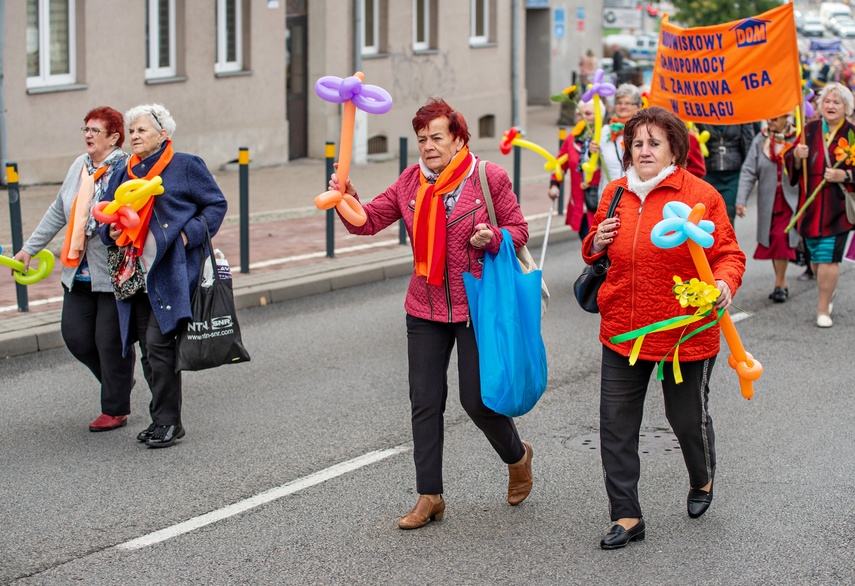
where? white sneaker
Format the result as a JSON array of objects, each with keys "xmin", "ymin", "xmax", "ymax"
[{"xmin": 816, "ymin": 314, "xmax": 833, "ymax": 328}]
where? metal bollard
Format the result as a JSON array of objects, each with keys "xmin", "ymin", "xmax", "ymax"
[
  {"xmin": 238, "ymin": 147, "xmax": 250, "ymax": 274},
  {"xmin": 325, "ymin": 141, "xmax": 335, "ymax": 258},
  {"xmin": 513, "ymin": 145, "xmax": 521, "ymax": 204},
  {"xmin": 557, "ymin": 126, "xmax": 566, "ymax": 215},
  {"xmin": 6, "ymin": 162, "xmax": 28, "ymax": 312},
  {"xmin": 398, "ymin": 137, "xmax": 408, "ymax": 245}
]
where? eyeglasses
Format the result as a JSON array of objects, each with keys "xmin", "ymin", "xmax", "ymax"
[{"xmin": 80, "ymin": 126, "xmax": 106, "ymax": 136}]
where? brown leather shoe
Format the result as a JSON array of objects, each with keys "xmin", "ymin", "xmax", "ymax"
[
  {"xmin": 507, "ymin": 440, "xmax": 533, "ymax": 505},
  {"xmin": 398, "ymin": 495, "xmax": 445, "ymax": 530},
  {"xmin": 89, "ymin": 414, "xmax": 128, "ymax": 432}
]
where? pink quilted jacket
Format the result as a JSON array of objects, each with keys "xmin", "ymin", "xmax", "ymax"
[{"xmin": 341, "ymin": 159, "xmax": 528, "ymax": 323}]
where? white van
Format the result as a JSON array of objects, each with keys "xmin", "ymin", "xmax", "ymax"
[{"xmin": 820, "ymin": 2, "xmax": 851, "ymax": 28}]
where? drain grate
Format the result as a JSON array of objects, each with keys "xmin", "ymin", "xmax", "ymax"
[{"xmin": 564, "ymin": 431, "xmax": 683, "ymax": 455}]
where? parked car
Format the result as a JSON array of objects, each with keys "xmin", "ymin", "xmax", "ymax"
[
  {"xmin": 795, "ymin": 9, "xmax": 806, "ymax": 33},
  {"xmin": 802, "ymin": 15, "xmax": 825, "ymax": 37}
]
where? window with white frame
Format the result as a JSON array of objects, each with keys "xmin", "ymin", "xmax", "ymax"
[
  {"xmin": 413, "ymin": 0, "xmax": 432, "ymax": 52},
  {"xmin": 361, "ymin": 0, "xmax": 379, "ymax": 56},
  {"xmin": 216, "ymin": 0, "xmax": 242, "ymax": 73},
  {"xmin": 146, "ymin": 0, "xmax": 176, "ymax": 79},
  {"xmin": 26, "ymin": 0, "xmax": 76, "ymax": 88},
  {"xmin": 470, "ymin": 0, "xmax": 490, "ymax": 45}
]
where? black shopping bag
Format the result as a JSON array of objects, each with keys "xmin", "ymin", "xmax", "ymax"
[{"xmin": 175, "ymin": 219, "xmax": 250, "ymax": 372}]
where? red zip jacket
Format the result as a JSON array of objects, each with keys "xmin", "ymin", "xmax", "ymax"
[
  {"xmin": 341, "ymin": 159, "xmax": 528, "ymax": 323},
  {"xmin": 582, "ymin": 168, "xmax": 746, "ymax": 362}
]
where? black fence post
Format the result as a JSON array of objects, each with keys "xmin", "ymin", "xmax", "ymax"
[
  {"xmin": 513, "ymin": 145, "xmax": 521, "ymax": 204},
  {"xmin": 238, "ymin": 147, "xmax": 250, "ymax": 273},
  {"xmin": 6, "ymin": 162, "xmax": 28, "ymax": 312},
  {"xmin": 325, "ymin": 141, "xmax": 335, "ymax": 258},
  {"xmin": 398, "ymin": 137, "xmax": 408, "ymax": 245},
  {"xmin": 557, "ymin": 126, "xmax": 566, "ymax": 215}
]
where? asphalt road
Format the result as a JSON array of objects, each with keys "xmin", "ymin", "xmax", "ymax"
[{"xmin": 1, "ymin": 213, "xmax": 854, "ymax": 585}]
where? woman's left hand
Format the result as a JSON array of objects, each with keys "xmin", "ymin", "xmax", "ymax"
[
  {"xmin": 470, "ymin": 224, "xmax": 493, "ymax": 248},
  {"xmin": 824, "ymin": 167, "xmax": 848, "ymax": 183},
  {"xmin": 714, "ymin": 279, "xmax": 732, "ymax": 311}
]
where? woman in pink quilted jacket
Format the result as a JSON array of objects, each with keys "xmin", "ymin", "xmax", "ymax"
[
  {"xmin": 582, "ymin": 107, "xmax": 746, "ymax": 549},
  {"xmin": 329, "ymin": 98, "xmax": 533, "ymax": 530}
]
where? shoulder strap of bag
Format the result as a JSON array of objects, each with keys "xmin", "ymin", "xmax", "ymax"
[
  {"xmin": 478, "ymin": 160, "xmax": 499, "ymax": 226},
  {"xmin": 196, "ymin": 216, "xmax": 220, "ymax": 285},
  {"xmin": 606, "ymin": 186, "xmax": 624, "ymax": 219}
]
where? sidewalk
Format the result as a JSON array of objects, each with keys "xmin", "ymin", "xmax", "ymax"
[{"xmin": 0, "ymin": 104, "xmax": 578, "ymax": 357}]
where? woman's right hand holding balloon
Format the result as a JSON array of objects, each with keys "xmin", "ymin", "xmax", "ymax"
[
  {"xmin": 793, "ymin": 144, "xmax": 809, "ymax": 160},
  {"xmin": 588, "ymin": 141, "xmax": 600, "ymax": 154}
]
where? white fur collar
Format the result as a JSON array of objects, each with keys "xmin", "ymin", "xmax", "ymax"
[{"xmin": 626, "ymin": 164, "xmax": 677, "ymax": 201}]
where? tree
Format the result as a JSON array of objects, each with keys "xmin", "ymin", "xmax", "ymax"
[{"xmin": 668, "ymin": 0, "xmax": 780, "ymax": 28}]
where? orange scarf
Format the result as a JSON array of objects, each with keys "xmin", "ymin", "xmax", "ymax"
[
  {"xmin": 61, "ymin": 165, "xmax": 108, "ymax": 267},
  {"xmin": 116, "ymin": 140, "xmax": 174, "ymax": 250},
  {"xmin": 412, "ymin": 147, "xmax": 473, "ymax": 286}
]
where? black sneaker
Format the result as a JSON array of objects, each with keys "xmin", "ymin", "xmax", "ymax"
[
  {"xmin": 136, "ymin": 423, "xmax": 157, "ymax": 442},
  {"xmin": 145, "ymin": 424, "xmax": 185, "ymax": 448}
]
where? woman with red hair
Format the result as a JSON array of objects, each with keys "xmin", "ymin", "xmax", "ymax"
[
  {"xmin": 14, "ymin": 107, "xmax": 136, "ymax": 433},
  {"xmin": 329, "ymin": 98, "xmax": 534, "ymax": 529}
]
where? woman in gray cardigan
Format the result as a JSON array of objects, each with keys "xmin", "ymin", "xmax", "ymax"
[
  {"xmin": 14, "ymin": 107, "xmax": 135, "ymax": 432},
  {"xmin": 735, "ymin": 113, "xmax": 800, "ymax": 303}
]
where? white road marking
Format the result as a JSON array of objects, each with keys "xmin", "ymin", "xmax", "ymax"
[{"xmin": 115, "ymin": 444, "xmax": 411, "ymax": 551}]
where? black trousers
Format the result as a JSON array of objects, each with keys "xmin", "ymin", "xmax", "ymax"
[
  {"xmin": 131, "ymin": 293, "xmax": 182, "ymax": 426},
  {"xmin": 600, "ymin": 345, "xmax": 716, "ymax": 521},
  {"xmin": 61, "ymin": 282, "xmax": 135, "ymax": 416},
  {"xmin": 406, "ymin": 314, "xmax": 525, "ymax": 495}
]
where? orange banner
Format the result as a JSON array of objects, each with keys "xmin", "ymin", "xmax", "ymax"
[{"xmin": 648, "ymin": 3, "xmax": 801, "ymax": 124}]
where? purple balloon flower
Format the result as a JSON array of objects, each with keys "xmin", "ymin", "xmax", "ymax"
[
  {"xmin": 314, "ymin": 75, "xmax": 393, "ymax": 115},
  {"xmin": 581, "ymin": 69, "xmax": 616, "ymax": 102}
]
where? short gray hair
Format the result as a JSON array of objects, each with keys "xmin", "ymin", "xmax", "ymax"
[
  {"xmin": 818, "ymin": 82, "xmax": 855, "ymax": 117},
  {"xmin": 125, "ymin": 103, "xmax": 177, "ymax": 138},
  {"xmin": 613, "ymin": 83, "xmax": 643, "ymax": 107}
]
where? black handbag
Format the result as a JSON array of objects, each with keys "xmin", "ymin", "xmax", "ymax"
[
  {"xmin": 584, "ymin": 186, "xmax": 599, "ymax": 212},
  {"xmin": 175, "ymin": 218, "xmax": 250, "ymax": 372},
  {"xmin": 573, "ymin": 187, "xmax": 623, "ymax": 313}
]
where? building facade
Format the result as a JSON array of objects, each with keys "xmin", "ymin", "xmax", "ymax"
[{"xmin": 3, "ymin": 0, "xmax": 604, "ymax": 185}]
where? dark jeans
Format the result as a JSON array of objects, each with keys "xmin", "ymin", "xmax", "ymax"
[
  {"xmin": 406, "ymin": 314, "xmax": 525, "ymax": 495},
  {"xmin": 600, "ymin": 345, "xmax": 716, "ymax": 521},
  {"xmin": 61, "ymin": 281, "xmax": 135, "ymax": 415},
  {"xmin": 131, "ymin": 293, "xmax": 182, "ymax": 426}
]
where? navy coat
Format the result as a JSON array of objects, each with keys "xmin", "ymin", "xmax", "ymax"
[{"xmin": 100, "ymin": 146, "xmax": 228, "ymax": 353}]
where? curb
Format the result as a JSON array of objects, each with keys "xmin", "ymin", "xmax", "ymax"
[{"xmin": 0, "ymin": 225, "xmax": 576, "ymax": 359}]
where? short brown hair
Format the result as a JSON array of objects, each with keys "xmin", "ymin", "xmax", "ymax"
[
  {"xmin": 412, "ymin": 98, "xmax": 470, "ymax": 146},
  {"xmin": 621, "ymin": 106, "xmax": 689, "ymax": 171},
  {"xmin": 84, "ymin": 106, "xmax": 125, "ymax": 147}
]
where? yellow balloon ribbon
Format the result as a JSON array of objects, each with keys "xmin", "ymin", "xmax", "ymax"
[{"xmin": 609, "ymin": 276, "xmax": 722, "ymax": 383}]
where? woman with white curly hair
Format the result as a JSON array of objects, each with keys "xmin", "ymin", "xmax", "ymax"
[
  {"xmin": 784, "ymin": 82, "xmax": 855, "ymax": 328},
  {"xmin": 100, "ymin": 104, "xmax": 228, "ymax": 447}
]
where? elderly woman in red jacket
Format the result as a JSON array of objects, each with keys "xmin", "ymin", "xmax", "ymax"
[
  {"xmin": 329, "ymin": 98, "xmax": 533, "ymax": 530},
  {"xmin": 582, "ymin": 107, "xmax": 746, "ymax": 549}
]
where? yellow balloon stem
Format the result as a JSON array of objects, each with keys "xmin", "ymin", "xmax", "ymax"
[{"xmin": 511, "ymin": 137, "xmax": 565, "ymax": 181}]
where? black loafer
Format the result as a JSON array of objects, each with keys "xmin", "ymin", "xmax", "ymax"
[
  {"xmin": 769, "ymin": 287, "xmax": 788, "ymax": 303},
  {"xmin": 136, "ymin": 423, "xmax": 157, "ymax": 442},
  {"xmin": 600, "ymin": 519, "xmax": 646, "ymax": 549},
  {"xmin": 687, "ymin": 488, "xmax": 713, "ymax": 518},
  {"xmin": 145, "ymin": 424, "xmax": 185, "ymax": 448}
]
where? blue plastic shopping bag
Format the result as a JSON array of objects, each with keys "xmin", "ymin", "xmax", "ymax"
[{"xmin": 463, "ymin": 229, "xmax": 548, "ymax": 417}]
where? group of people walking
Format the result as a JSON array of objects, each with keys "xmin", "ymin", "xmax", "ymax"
[
  {"xmin": 15, "ymin": 103, "xmax": 227, "ymax": 448},
  {"xmin": 11, "ymin": 80, "xmax": 852, "ymax": 549}
]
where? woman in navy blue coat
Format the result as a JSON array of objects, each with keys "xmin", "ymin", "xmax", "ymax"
[{"xmin": 101, "ymin": 103, "xmax": 227, "ymax": 448}]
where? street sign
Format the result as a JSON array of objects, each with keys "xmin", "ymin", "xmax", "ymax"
[{"xmin": 602, "ymin": 7, "xmax": 642, "ymax": 29}]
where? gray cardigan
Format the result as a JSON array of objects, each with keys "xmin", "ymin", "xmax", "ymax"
[
  {"xmin": 23, "ymin": 150, "xmax": 128, "ymax": 292},
  {"xmin": 735, "ymin": 132, "xmax": 800, "ymax": 249}
]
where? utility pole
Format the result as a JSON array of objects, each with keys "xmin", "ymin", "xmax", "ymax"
[{"xmin": 0, "ymin": 0, "xmax": 8, "ymax": 187}]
